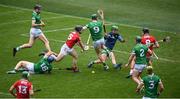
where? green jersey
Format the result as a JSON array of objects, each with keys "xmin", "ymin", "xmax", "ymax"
[
  {"xmin": 142, "ymin": 74, "xmax": 161, "ymax": 98},
  {"xmin": 132, "ymin": 43, "xmax": 148, "ymax": 64},
  {"xmin": 32, "ymin": 11, "xmax": 41, "ymax": 29},
  {"xmin": 34, "ymin": 58, "xmax": 52, "ymax": 74},
  {"xmin": 86, "ymin": 21, "xmax": 103, "ymax": 41}
]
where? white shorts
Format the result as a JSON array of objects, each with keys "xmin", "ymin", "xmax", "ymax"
[
  {"xmin": 26, "ymin": 62, "xmax": 35, "ymax": 73},
  {"xmin": 134, "ymin": 64, "xmax": 146, "ymax": 72},
  {"xmin": 60, "ymin": 44, "xmax": 73, "ymax": 55},
  {"xmin": 93, "ymin": 38, "xmax": 105, "ymax": 48},
  {"xmin": 142, "ymin": 96, "xmax": 155, "ymax": 99},
  {"xmin": 30, "ymin": 28, "xmax": 43, "ymax": 38}
]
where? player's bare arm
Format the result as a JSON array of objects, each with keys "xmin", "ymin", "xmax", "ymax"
[
  {"xmin": 136, "ymin": 81, "xmax": 144, "ymax": 92},
  {"xmin": 158, "ymin": 80, "xmax": 164, "ymax": 95},
  {"xmin": 148, "ymin": 48, "xmax": 152, "ymax": 55},
  {"xmin": 9, "ymin": 85, "xmax": 17, "ymax": 97},
  {"xmin": 125, "ymin": 54, "xmax": 135, "ymax": 67},
  {"xmin": 29, "ymin": 85, "xmax": 34, "ymax": 96},
  {"xmin": 32, "ymin": 20, "xmax": 44, "ymax": 27},
  {"xmin": 78, "ymin": 41, "xmax": 85, "ymax": 51},
  {"xmin": 153, "ymin": 41, "xmax": 160, "ymax": 48}
]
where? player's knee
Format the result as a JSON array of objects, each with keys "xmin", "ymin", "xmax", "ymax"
[
  {"xmin": 44, "ymin": 40, "xmax": 49, "ymax": 45},
  {"xmin": 74, "ymin": 55, "xmax": 78, "ymax": 59},
  {"xmin": 19, "ymin": 60, "xmax": 26, "ymax": 65},
  {"xmin": 27, "ymin": 43, "xmax": 33, "ymax": 48}
]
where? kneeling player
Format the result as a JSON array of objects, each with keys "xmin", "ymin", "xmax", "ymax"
[
  {"xmin": 7, "ymin": 51, "xmax": 55, "ymax": 74},
  {"xmin": 88, "ymin": 25, "xmax": 125, "ymax": 69},
  {"xmin": 50, "ymin": 25, "xmax": 86, "ymax": 72}
]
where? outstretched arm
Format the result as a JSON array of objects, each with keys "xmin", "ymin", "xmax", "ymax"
[{"xmin": 78, "ymin": 41, "xmax": 85, "ymax": 51}]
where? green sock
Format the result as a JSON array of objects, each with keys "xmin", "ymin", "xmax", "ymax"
[{"xmin": 102, "ymin": 62, "xmax": 106, "ymax": 66}]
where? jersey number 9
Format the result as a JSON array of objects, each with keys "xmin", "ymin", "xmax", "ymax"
[{"xmin": 93, "ymin": 26, "xmax": 100, "ymax": 33}]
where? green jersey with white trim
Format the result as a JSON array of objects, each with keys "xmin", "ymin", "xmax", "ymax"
[
  {"xmin": 142, "ymin": 74, "xmax": 160, "ymax": 98},
  {"xmin": 34, "ymin": 58, "xmax": 52, "ymax": 74},
  {"xmin": 132, "ymin": 43, "xmax": 148, "ymax": 64},
  {"xmin": 32, "ymin": 11, "xmax": 41, "ymax": 29},
  {"xmin": 86, "ymin": 21, "xmax": 103, "ymax": 41}
]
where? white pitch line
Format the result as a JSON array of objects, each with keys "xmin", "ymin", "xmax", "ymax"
[
  {"xmin": 0, "ymin": 4, "xmax": 177, "ymax": 34},
  {"xmin": 0, "ymin": 10, "xmax": 22, "ymax": 16},
  {"xmin": 0, "ymin": 16, "xmax": 67, "ymax": 26},
  {"xmin": 20, "ymin": 30, "xmax": 178, "ymax": 63},
  {"xmin": 0, "ymin": 92, "xmax": 11, "ymax": 96}
]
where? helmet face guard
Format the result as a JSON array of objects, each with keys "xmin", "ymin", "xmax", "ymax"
[
  {"xmin": 34, "ymin": 5, "xmax": 42, "ymax": 14},
  {"xmin": 34, "ymin": 4, "xmax": 42, "ymax": 10},
  {"xmin": 91, "ymin": 14, "xmax": 98, "ymax": 20}
]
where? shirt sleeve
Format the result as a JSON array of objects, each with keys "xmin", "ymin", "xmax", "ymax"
[
  {"xmin": 32, "ymin": 13, "xmax": 36, "ymax": 20},
  {"xmin": 131, "ymin": 47, "xmax": 136, "ymax": 54},
  {"xmin": 85, "ymin": 24, "xmax": 89, "ymax": 28},
  {"xmin": 117, "ymin": 34, "xmax": 124, "ymax": 41},
  {"xmin": 13, "ymin": 81, "xmax": 19, "ymax": 88}
]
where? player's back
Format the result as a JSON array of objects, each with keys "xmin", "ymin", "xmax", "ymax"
[
  {"xmin": 66, "ymin": 32, "xmax": 80, "ymax": 48},
  {"xmin": 87, "ymin": 21, "xmax": 103, "ymax": 41},
  {"xmin": 143, "ymin": 74, "xmax": 160, "ymax": 98},
  {"xmin": 34, "ymin": 58, "xmax": 52, "ymax": 73},
  {"xmin": 133, "ymin": 44, "xmax": 148, "ymax": 64},
  {"xmin": 14, "ymin": 79, "xmax": 32, "ymax": 98},
  {"xmin": 141, "ymin": 35, "xmax": 156, "ymax": 50}
]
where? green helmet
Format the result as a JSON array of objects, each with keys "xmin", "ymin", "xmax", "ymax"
[
  {"xmin": 111, "ymin": 25, "xmax": 119, "ymax": 31},
  {"xmin": 136, "ymin": 36, "xmax": 142, "ymax": 43},
  {"xmin": 91, "ymin": 14, "xmax": 98, "ymax": 20},
  {"xmin": 22, "ymin": 71, "xmax": 29, "ymax": 79}
]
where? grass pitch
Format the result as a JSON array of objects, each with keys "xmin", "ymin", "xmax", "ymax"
[{"xmin": 0, "ymin": 0, "xmax": 180, "ymax": 98}]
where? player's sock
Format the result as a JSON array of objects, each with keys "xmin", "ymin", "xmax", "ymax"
[
  {"xmin": 7, "ymin": 70, "xmax": 17, "ymax": 74},
  {"xmin": 102, "ymin": 62, "xmax": 109, "ymax": 70},
  {"xmin": 113, "ymin": 64, "xmax": 122, "ymax": 69},
  {"xmin": 87, "ymin": 61, "xmax": 95, "ymax": 68},
  {"xmin": 16, "ymin": 46, "xmax": 22, "ymax": 51},
  {"xmin": 104, "ymin": 48, "xmax": 110, "ymax": 54}
]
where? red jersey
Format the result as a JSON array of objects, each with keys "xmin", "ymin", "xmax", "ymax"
[
  {"xmin": 141, "ymin": 35, "xmax": 157, "ymax": 51},
  {"xmin": 13, "ymin": 79, "xmax": 32, "ymax": 99},
  {"xmin": 66, "ymin": 32, "xmax": 80, "ymax": 48},
  {"xmin": 141, "ymin": 35, "xmax": 157, "ymax": 57}
]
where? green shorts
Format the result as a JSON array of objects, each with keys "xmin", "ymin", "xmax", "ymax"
[{"xmin": 101, "ymin": 48, "xmax": 111, "ymax": 57}]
